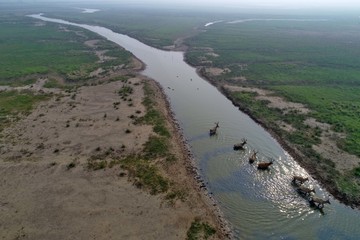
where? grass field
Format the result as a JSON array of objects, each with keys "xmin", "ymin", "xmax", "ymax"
[
  {"xmin": 0, "ymin": 15, "xmax": 95, "ymax": 83},
  {"xmin": 272, "ymin": 85, "xmax": 360, "ymax": 156},
  {"xmin": 0, "ymin": 90, "xmax": 50, "ymax": 133},
  {"xmin": 0, "ymin": 11, "xmax": 132, "ymax": 134},
  {"xmin": 186, "ymin": 19, "xmax": 360, "ymax": 85},
  {"xmin": 0, "ymin": 13, "xmax": 131, "ymax": 85},
  {"xmin": 43, "ymin": 6, "xmax": 215, "ymax": 49}
]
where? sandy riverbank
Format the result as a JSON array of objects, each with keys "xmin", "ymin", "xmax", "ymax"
[{"xmin": 0, "ymin": 59, "xmax": 231, "ymax": 239}]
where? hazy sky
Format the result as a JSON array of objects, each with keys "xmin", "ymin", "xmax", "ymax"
[
  {"xmin": 7, "ymin": 0, "xmax": 360, "ymax": 9},
  {"xmin": 98, "ymin": 0, "xmax": 360, "ymax": 8}
]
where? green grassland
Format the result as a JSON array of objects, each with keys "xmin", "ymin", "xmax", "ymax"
[
  {"xmin": 186, "ymin": 19, "xmax": 360, "ymax": 85},
  {"xmin": 0, "ymin": 13, "xmax": 131, "ymax": 85},
  {"xmin": 43, "ymin": 6, "xmax": 215, "ymax": 49},
  {"xmin": 272, "ymin": 85, "xmax": 360, "ymax": 156},
  {"xmin": 0, "ymin": 15, "xmax": 95, "ymax": 83}
]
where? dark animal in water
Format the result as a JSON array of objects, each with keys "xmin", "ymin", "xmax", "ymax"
[
  {"xmin": 257, "ymin": 159, "xmax": 274, "ymax": 170},
  {"xmin": 309, "ymin": 196, "xmax": 331, "ymax": 209},
  {"xmin": 292, "ymin": 175, "xmax": 309, "ymax": 185},
  {"xmin": 209, "ymin": 122, "xmax": 219, "ymax": 136},
  {"xmin": 234, "ymin": 138, "xmax": 247, "ymax": 150},
  {"xmin": 297, "ymin": 185, "xmax": 316, "ymax": 196},
  {"xmin": 249, "ymin": 150, "xmax": 257, "ymax": 163}
]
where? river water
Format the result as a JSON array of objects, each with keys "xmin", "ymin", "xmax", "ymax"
[{"xmin": 30, "ymin": 14, "xmax": 360, "ymax": 239}]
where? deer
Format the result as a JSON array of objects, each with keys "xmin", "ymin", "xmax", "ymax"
[
  {"xmin": 257, "ymin": 159, "xmax": 274, "ymax": 170},
  {"xmin": 209, "ymin": 122, "xmax": 219, "ymax": 136},
  {"xmin": 233, "ymin": 138, "xmax": 247, "ymax": 150},
  {"xmin": 296, "ymin": 185, "xmax": 316, "ymax": 196},
  {"xmin": 249, "ymin": 150, "xmax": 257, "ymax": 164},
  {"xmin": 309, "ymin": 196, "xmax": 331, "ymax": 209},
  {"xmin": 292, "ymin": 175, "xmax": 309, "ymax": 185}
]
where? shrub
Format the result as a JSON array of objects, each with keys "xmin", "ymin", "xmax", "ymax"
[
  {"xmin": 187, "ymin": 218, "xmax": 216, "ymax": 240},
  {"xmin": 66, "ymin": 162, "xmax": 76, "ymax": 170}
]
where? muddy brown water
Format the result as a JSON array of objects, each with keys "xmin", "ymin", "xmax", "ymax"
[{"xmin": 30, "ymin": 14, "xmax": 360, "ymax": 239}]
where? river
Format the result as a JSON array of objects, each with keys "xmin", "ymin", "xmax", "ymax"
[{"xmin": 30, "ymin": 14, "xmax": 360, "ymax": 239}]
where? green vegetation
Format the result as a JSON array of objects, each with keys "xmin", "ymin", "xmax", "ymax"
[
  {"xmin": 86, "ymin": 79, "xmax": 179, "ymax": 196},
  {"xmin": 112, "ymin": 80, "xmax": 176, "ymax": 193},
  {"xmin": 0, "ymin": 15, "xmax": 96, "ymax": 83},
  {"xmin": 120, "ymin": 154, "xmax": 169, "ymax": 195},
  {"xmin": 135, "ymin": 82, "xmax": 170, "ymax": 137},
  {"xmin": 0, "ymin": 14, "xmax": 131, "ymax": 86},
  {"xmin": 0, "ymin": 90, "xmax": 49, "ymax": 132},
  {"xmin": 88, "ymin": 159, "xmax": 107, "ymax": 171},
  {"xmin": 118, "ymin": 85, "xmax": 134, "ymax": 98},
  {"xmin": 87, "ymin": 136, "xmax": 173, "ymax": 195},
  {"xmin": 46, "ymin": 7, "xmax": 214, "ymax": 49},
  {"xmin": 165, "ymin": 187, "xmax": 188, "ymax": 204},
  {"xmin": 186, "ymin": 19, "xmax": 360, "ymax": 85},
  {"xmin": 187, "ymin": 218, "xmax": 216, "ymax": 240},
  {"xmin": 228, "ymin": 90, "xmax": 321, "ymax": 146},
  {"xmin": 43, "ymin": 79, "xmax": 63, "ymax": 89},
  {"xmin": 143, "ymin": 135, "xmax": 169, "ymax": 159},
  {"xmin": 272, "ymin": 85, "xmax": 360, "ymax": 156}
]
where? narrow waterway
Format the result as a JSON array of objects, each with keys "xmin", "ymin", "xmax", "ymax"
[{"xmin": 30, "ymin": 14, "xmax": 360, "ymax": 239}]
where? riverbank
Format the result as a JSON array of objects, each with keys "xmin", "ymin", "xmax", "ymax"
[
  {"xmin": 0, "ymin": 56, "xmax": 230, "ymax": 239},
  {"xmin": 193, "ymin": 66, "xmax": 360, "ymax": 209},
  {"xmin": 224, "ymin": 85, "xmax": 360, "ymax": 207}
]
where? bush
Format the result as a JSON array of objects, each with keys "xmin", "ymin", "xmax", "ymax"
[
  {"xmin": 66, "ymin": 162, "xmax": 76, "ymax": 170},
  {"xmin": 187, "ymin": 218, "xmax": 216, "ymax": 240}
]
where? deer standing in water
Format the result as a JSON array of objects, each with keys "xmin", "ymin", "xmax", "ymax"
[
  {"xmin": 297, "ymin": 185, "xmax": 316, "ymax": 196},
  {"xmin": 257, "ymin": 159, "xmax": 274, "ymax": 170},
  {"xmin": 292, "ymin": 175, "xmax": 309, "ymax": 186},
  {"xmin": 209, "ymin": 122, "xmax": 219, "ymax": 136},
  {"xmin": 234, "ymin": 138, "xmax": 247, "ymax": 150},
  {"xmin": 309, "ymin": 196, "xmax": 331, "ymax": 209},
  {"xmin": 249, "ymin": 150, "xmax": 258, "ymax": 164}
]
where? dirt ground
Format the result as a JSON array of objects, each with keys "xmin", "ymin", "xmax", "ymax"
[{"xmin": 0, "ymin": 70, "xmax": 228, "ymax": 239}]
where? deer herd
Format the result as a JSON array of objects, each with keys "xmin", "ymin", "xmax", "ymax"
[{"xmin": 209, "ymin": 122, "xmax": 331, "ymax": 209}]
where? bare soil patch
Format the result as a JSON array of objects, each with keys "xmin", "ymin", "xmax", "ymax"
[
  {"xmin": 0, "ymin": 74, "xmax": 227, "ymax": 239},
  {"xmin": 205, "ymin": 67, "xmax": 231, "ymax": 77}
]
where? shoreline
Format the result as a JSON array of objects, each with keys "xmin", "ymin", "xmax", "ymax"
[
  {"xmin": 219, "ymin": 85, "xmax": 360, "ymax": 209},
  {"xmin": 191, "ymin": 64, "xmax": 360, "ymax": 209},
  {"xmin": 149, "ymin": 77, "xmax": 233, "ymax": 238}
]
